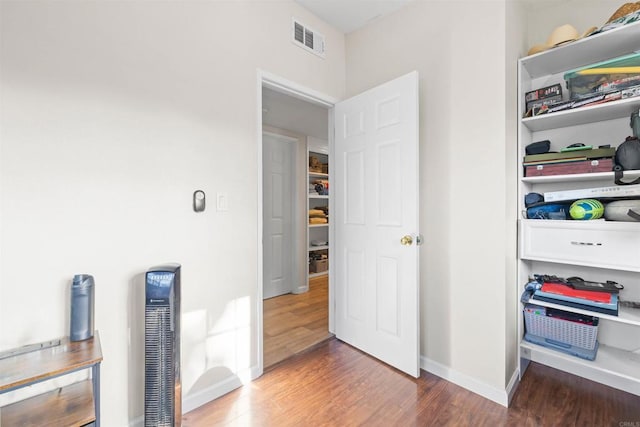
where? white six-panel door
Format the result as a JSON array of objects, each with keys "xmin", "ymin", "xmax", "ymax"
[
  {"xmin": 263, "ymin": 133, "xmax": 296, "ymax": 299},
  {"xmin": 334, "ymin": 71, "xmax": 419, "ymax": 377}
]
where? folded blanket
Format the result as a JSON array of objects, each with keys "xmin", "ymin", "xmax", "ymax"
[
  {"xmin": 312, "ymin": 206, "xmax": 329, "ymax": 215},
  {"xmin": 309, "ymin": 217, "xmax": 328, "ymax": 224}
]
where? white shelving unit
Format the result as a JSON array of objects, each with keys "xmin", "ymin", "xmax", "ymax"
[
  {"xmin": 517, "ymin": 22, "xmax": 640, "ymax": 397},
  {"xmin": 308, "ymin": 139, "xmax": 329, "ymax": 281}
]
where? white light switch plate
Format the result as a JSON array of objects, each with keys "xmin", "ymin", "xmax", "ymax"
[{"xmin": 216, "ymin": 192, "xmax": 228, "ymax": 211}]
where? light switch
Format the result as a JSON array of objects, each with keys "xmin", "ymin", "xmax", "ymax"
[{"xmin": 216, "ymin": 192, "xmax": 228, "ymax": 212}]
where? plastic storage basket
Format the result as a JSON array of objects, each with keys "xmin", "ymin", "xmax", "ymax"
[
  {"xmin": 564, "ymin": 52, "xmax": 640, "ymax": 99},
  {"xmin": 524, "ymin": 305, "xmax": 598, "ymax": 350}
]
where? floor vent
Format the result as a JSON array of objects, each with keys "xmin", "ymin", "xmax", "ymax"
[{"xmin": 292, "ymin": 18, "xmax": 325, "ymax": 58}]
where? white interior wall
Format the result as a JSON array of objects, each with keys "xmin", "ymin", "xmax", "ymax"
[
  {"xmin": 346, "ymin": 0, "xmax": 514, "ymax": 396},
  {"xmin": 0, "ymin": 1, "xmax": 345, "ymax": 425}
]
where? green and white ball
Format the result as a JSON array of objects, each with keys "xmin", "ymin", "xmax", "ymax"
[{"xmin": 569, "ymin": 199, "xmax": 604, "ymax": 220}]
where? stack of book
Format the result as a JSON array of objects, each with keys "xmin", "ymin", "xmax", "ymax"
[
  {"xmin": 531, "ymin": 279, "xmax": 619, "ymax": 316},
  {"xmin": 524, "ymin": 84, "xmax": 562, "ymax": 117},
  {"xmin": 523, "ymin": 147, "xmax": 615, "ymax": 177}
]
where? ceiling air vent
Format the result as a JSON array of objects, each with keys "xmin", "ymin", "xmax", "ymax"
[{"xmin": 292, "ymin": 18, "xmax": 325, "ymax": 58}]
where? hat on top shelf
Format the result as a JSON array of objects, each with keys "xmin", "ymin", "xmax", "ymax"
[
  {"xmin": 606, "ymin": 2, "xmax": 640, "ymax": 23},
  {"xmin": 594, "ymin": 2, "xmax": 640, "ymax": 34},
  {"xmin": 527, "ymin": 24, "xmax": 598, "ymax": 56}
]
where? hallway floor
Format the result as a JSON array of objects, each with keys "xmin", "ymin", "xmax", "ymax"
[{"xmin": 263, "ymin": 274, "xmax": 331, "ymax": 368}]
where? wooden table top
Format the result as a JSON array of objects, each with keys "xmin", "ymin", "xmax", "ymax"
[{"xmin": 0, "ymin": 331, "xmax": 102, "ymax": 392}]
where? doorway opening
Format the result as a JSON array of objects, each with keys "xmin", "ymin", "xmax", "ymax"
[
  {"xmin": 259, "ymin": 75, "xmax": 336, "ymax": 369},
  {"xmin": 257, "ymin": 70, "xmax": 421, "ymax": 377}
]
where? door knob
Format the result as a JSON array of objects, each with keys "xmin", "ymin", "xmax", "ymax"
[{"xmin": 400, "ymin": 235, "xmax": 413, "ymax": 246}]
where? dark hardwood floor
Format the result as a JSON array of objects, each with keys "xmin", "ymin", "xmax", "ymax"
[{"xmin": 183, "ymin": 338, "xmax": 640, "ymax": 426}]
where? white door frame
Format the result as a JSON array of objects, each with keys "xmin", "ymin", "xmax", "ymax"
[{"xmin": 256, "ymin": 69, "xmax": 339, "ymax": 375}]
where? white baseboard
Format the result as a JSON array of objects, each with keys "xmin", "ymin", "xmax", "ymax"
[
  {"xmin": 183, "ymin": 365, "xmax": 261, "ymax": 413},
  {"xmin": 505, "ymin": 368, "xmax": 520, "ymax": 405},
  {"xmin": 181, "ymin": 375, "xmax": 243, "ymax": 414},
  {"xmin": 292, "ymin": 285, "xmax": 309, "ymax": 294},
  {"xmin": 420, "ymin": 356, "xmax": 515, "ymax": 407}
]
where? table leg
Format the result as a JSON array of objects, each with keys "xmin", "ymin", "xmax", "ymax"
[{"xmin": 93, "ymin": 363, "xmax": 100, "ymax": 427}]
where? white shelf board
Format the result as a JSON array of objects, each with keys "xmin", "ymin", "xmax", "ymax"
[
  {"xmin": 525, "ymin": 296, "xmax": 640, "ymax": 327},
  {"xmin": 522, "ymin": 97, "xmax": 640, "ymax": 132},
  {"xmin": 522, "ymin": 170, "xmax": 640, "ymax": 184},
  {"xmin": 309, "ymin": 223, "xmax": 328, "ymax": 228},
  {"xmin": 309, "ymin": 245, "xmax": 329, "ymax": 251},
  {"xmin": 520, "ymin": 218, "xmax": 640, "ymax": 230},
  {"xmin": 520, "ymin": 22, "xmax": 640, "ymax": 78},
  {"xmin": 521, "ymin": 340, "xmax": 640, "ymax": 396},
  {"xmin": 309, "ymin": 272, "xmax": 328, "ymax": 279},
  {"xmin": 309, "ymin": 172, "xmax": 329, "ymax": 178},
  {"xmin": 309, "ymin": 194, "xmax": 329, "ymax": 199}
]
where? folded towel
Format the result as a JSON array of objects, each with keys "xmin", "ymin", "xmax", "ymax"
[
  {"xmin": 309, "ymin": 217, "xmax": 328, "ymax": 224},
  {"xmin": 313, "ymin": 206, "xmax": 329, "ymax": 214}
]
